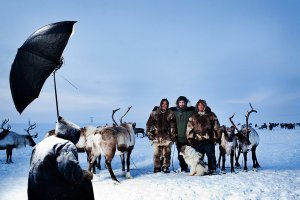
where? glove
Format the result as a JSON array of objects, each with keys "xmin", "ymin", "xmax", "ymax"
[
  {"xmin": 147, "ymin": 132, "xmax": 155, "ymax": 140},
  {"xmin": 82, "ymin": 170, "xmax": 93, "ymax": 181}
]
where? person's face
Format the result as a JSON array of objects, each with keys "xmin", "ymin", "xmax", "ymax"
[
  {"xmin": 161, "ymin": 101, "xmax": 168, "ymax": 111},
  {"xmin": 178, "ymin": 100, "xmax": 186, "ymax": 109},
  {"xmin": 198, "ymin": 102, "xmax": 205, "ymax": 112}
]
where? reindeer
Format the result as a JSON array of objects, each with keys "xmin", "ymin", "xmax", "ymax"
[
  {"xmin": 230, "ymin": 103, "xmax": 260, "ymax": 171},
  {"xmin": 134, "ymin": 127, "xmax": 146, "ymax": 138},
  {"xmin": 0, "ymin": 119, "xmax": 37, "ymax": 163},
  {"xmin": 217, "ymin": 125, "xmax": 237, "ymax": 174},
  {"xmin": 44, "ymin": 124, "xmax": 106, "ymax": 173},
  {"xmin": 90, "ymin": 107, "xmax": 136, "ymax": 182}
]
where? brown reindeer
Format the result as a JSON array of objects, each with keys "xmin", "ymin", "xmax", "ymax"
[
  {"xmin": 230, "ymin": 103, "xmax": 260, "ymax": 171},
  {"xmin": 90, "ymin": 107, "xmax": 136, "ymax": 182},
  {"xmin": 0, "ymin": 119, "xmax": 37, "ymax": 163}
]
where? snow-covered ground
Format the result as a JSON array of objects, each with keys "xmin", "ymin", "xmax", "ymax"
[{"xmin": 1, "ymin": 123, "xmax": 300, "ymax": 200}]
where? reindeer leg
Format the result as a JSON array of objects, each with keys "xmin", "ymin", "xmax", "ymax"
[
  {"xmin": 243, "ymin": 151, "xmax": 248, "ymax": 172},
  {"xmin": 252, "ymin": 146, "xmax": 260, "ymax": 170},
  {"xmin": 106, "ymin": 157, "xmax": 119, "ymax": 183},
  {"xmin": 6, "ymin": 148, "xmax": 9, "ymax": 164},
  {"xmin": 219, "ymin": 147, "xmax": 226, "ymax": 173},
  {"xmin": 221, "ymin": 153, "xmax": 226, "ymax": 174},
  {"xmin": 120, "ymin": 154, "xmax": 125, "ymax": 176},
  {"xmin": 230, "ymin": 149, "xmax": 235, "ymax": 173},
  {"xmin": 217, "ymin": 146, "xmax": 221, "ymax": 168},
  {"xmin": 235, "ymin": 146, "xmax": 241, "ymax": 169},
  {"xmin": 9, "ymin": 148, "xmax": 13, "ymax": 163},
  {"xmin": 86, "ymin": 152, "xmax": 93, "ymax": 173},
  {"xmin": 96, "ymin": 155, "xmax": 101, "ymax": 170},
  {"xmin": 6, "ymin": 146, "xmax": 13, "ymax": 164},
  {"xmin": 126, "ymin": 147, "xmax": 133, "ymax": 179},
  {"xmin": 92, "ymin": 160, "xmax": 97, "ymax": 174}
]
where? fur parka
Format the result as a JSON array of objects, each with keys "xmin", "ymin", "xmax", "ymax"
[
  {"xmin": 27, "ymin": 117, "xmax": 94, "ymax": 200},
  {"xmin": 186, "ymin": 109, "xmax": 221, "ymax": 142},
  {"xmin": 146, "ymin": 107, "xmax": 177, "ymax": 143}
]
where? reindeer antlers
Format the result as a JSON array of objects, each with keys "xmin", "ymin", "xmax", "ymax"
[
  {"xmin": 245, "ymin": 103, "xmax": 257, "ymax": 133},
  {"xmin": 229, "ymin": 113, "xmax": 240, "ymax": 132},
  {"xmin": 230, "ymin": 103, "xmax": 257, "ymax": 134},
  {"xmin": 111, "ymin": 106, "xmax": 133, "ymax": 126},
  {"xmin": 112, "ymin": 108, "xmax": 121, "ymax": 126},
  {"xmin": 24, "ymin": 121, "xmax": 38, "ymax": 138},
  {"xmin": 120, "ymin": 106, "xmax": 132, "ymax": 125},
  {"xmin": 1, "ymin": 118, "xmax": 11, "ymax": 131}
]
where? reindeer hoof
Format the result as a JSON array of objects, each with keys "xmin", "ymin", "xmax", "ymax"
[
  {"xmin": 221, "ymin": 170, "xmax": 226, "ymax": 174},
  {"xmin": 126, "ymin": 172, "xmax": 133, "ymax": 179},
  {"xmin": 121, "ymin": 171, "xmax": 126, "ymax": 177}
]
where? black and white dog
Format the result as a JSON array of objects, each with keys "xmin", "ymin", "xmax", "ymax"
[{"xmin": 180, "ymin": 145, "xmax": 208, "ymax": 176}]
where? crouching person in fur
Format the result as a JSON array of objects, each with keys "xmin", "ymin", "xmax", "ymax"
[
  {"xmin": 186, "ymin": 99, "xmax": 221, "ymax": 175},
  {"xmin": 146, "ymin": 98, "xmax": 177, "ymax": 173},
  {"xmin": 27, "ymin": 116, "xmax": 94, "ymax": 200}
]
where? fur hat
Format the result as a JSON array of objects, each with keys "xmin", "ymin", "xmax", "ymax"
[
  {"xmin": 195, "ymin": 99, "xmax": 207, "ymax": 111},
  {"xmin": 55, "ymin": 116, "xmax": 81, "ymax": 144},
  {"xmin": 176, "ymin": 96, "xmax": 189, "ymax": 106},
  {"xmin": 160, "ymin": 98, "xmax": 169, "ymax": 108}
]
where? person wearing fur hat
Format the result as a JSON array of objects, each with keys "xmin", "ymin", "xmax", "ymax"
[
  {"xmin": 170, "ymin": 96, "xmax": 195, "ymax": 172},
  {"xmin": 146, "ymin": 98, "xmax": 177, "ymax": 173},
  {"xmin": 186, "ymin": 99, "xmax": 221, "ymax": 175},
  {"xmin": 27, "ymin": 117, "xmax": 94, "ymax": 200}
]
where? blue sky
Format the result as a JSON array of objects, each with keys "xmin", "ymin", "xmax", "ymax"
[{"xmin": 1, "ymin": 0, "xmax": 300, "ymax": 127}]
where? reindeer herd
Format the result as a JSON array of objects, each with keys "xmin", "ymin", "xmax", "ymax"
[{"xmin": 1, "ymin": 104, "xmax": 266, "ymax": 182}]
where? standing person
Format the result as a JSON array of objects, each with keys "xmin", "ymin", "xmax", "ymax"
[
  {"xmin": 28, "ymin": 117, "xmax": 94, "ymax": 200},
  {"xmin": 170, "ymin": 96, "xmax": 195, "ymax": 172},
  {"xmin": 186, "ymin": 99, "xmax": 221, "ymax": 175},
  {"xmin": 146, "ymin": 98, "xmax": 177, "ymax": 173}
]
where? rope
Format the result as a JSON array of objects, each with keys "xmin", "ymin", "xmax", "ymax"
[{"xmin": 131, "ymin": 157, "xmax": 138, "ymax": 169}]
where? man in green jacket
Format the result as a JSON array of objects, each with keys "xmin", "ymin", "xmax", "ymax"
[{"xmin": 170, "ymin": 96, "xmax": 195, "ymax": 172}]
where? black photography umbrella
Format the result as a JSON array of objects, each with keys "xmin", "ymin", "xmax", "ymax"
[{"xmin": 9, "ymin": 21, "xmax": 76, "ymax": 118}]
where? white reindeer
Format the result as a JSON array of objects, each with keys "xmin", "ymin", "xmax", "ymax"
[
  {"xmin": 217, "ymin": 125, "xmax": 237, "ymax": 174},
  {"xmin": 0, "ymin": 119, "xmax": 37, "ymax": 163},
  {"xmin": 230, "ymin": 103, "xmax": 260, "ymax": 171},
  {"xmin": 90, "ymin": 107, "xmax": 136, "ymax": 182},
  {"xmin": 45, "ymin": 124, "xmax": 107, "ymax": 173}
]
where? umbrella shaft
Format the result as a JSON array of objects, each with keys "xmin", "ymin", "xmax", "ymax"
[{"xmin": 53, "ymin": 71, "xmax": 59, "ymax": 119}]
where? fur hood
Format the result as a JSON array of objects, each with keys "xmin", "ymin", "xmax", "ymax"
[{"xmin": 55, "ymin": 116, "xmax": 80, "ymax": 144}]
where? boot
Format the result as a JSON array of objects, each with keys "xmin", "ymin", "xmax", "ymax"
[
  {"xmin": 162, "ymin": 166, "xmax": 170, "ymax": 173},
  {"xmin": 154, "ymin": 167, "xmax": 161, "ymax": 173}
]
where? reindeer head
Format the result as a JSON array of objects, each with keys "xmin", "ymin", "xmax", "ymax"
[
  {"xmin": 0, "ymin": 118, "xmax": 11, "ymax": 133},
  {"xmin": 229, "ymin": 103, "xmax": 257, "ymax": 152},
  {"xmin": 24, "ymin": 121, "xmax": 38, "ymax": 147}
]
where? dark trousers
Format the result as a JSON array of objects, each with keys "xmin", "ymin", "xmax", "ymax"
[
  {"xmin": 176, "ymin": 142, "xmax": 188, "ymax": 171},
  {"xmin": 194, "ymin": 140, "xmax": 216, "ymax": 171},
  {"xmin": 28, "ymin": 179, "xmax": 94, "ymax": 200}
]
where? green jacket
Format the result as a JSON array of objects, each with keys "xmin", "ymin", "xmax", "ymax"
[{"xmin": 170, "ymin": 106, "xmax": 195, "ymax": 144}]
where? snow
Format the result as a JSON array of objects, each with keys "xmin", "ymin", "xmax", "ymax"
[{"xmin": 1, "ymin": 124, "xmax": 300, "ymax": 200}]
